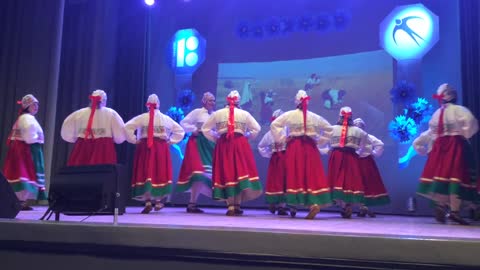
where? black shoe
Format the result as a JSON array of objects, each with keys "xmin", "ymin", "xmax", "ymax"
[
  {"xmin": 277, "ymin": 207, "xmax": 289, "ymax": 216},
  {"xmin": 341, "ymin": 206, "xmax": 352, "ymax": 219},
  {"xmin": 449, "ymin": 211, "xmax": 469, "ymax": 225},
  {"xmin": 289, "ymin": 207, "xmax": 297, "ymax": 218},
  {"xmin": 268, "ymin": 204, "xmax": 276, "ymax": 214},
  {"xmin": 434, "ymin": 206, "xmax": 446, "ymax": 224},
  {"xmin": 141, "ymin": 204, "xmax": 153, "ymax": 214},
  {"xmin": 357, "ymin": 207, "xmax": 367, "ymax": 217},
  {"xmin": 186, "ymin": 204, "xmax": 204, "ymax": 214},
  {"xmin": 234, "ymin": 205, "xmax": 244, "ymax": 216}
]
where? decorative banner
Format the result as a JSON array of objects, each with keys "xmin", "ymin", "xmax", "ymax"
[
  {"xmin": 379, "ymin": 3, "xmax": 439, "ymax": 60},
  {"xmin": 171, "ymin": 28, "xmax": 206, "ymax": 75}
]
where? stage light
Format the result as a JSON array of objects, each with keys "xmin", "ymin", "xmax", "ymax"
[
  {"xmin": 379, "ymin": 4, "xmax": 439, "ymax": 60},
  {"xmin": 144, "ymin": 0, "xmax": 155, "ymax": 6},
  {"xmin": 171, "ymin": 28, "xmax": 206, "ymax": 74}
]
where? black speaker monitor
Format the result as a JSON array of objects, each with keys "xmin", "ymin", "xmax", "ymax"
[
  {"xmin": 49, "ymin": 164, "xmax": 127, "ymax": 216},
  {"xmin": 0, "ymin": 172, "xmax": 21, "ymax": 219}
]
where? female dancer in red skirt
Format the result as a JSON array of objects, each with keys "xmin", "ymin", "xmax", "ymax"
[
  {"xmin": 201, "ymin": 90, "xmax": 262, "ymax": 216},
  {"xmin": 3, "ymin": 94, "xmax": 47, "ymax": 210},
  {"xmin": 270, "ymin": 90, "xmax": 333, "ymax": 219},
  {"xmin": 125, "ymin": 94, "xmax": 185, "ymax": 214},
  {"xmin": 258, "ymin": 109, "xmax": 289, "ymax": 215},
  {"xmin": 176, "ymin": 92, "xmax": 216, "ymax": 213},
  {"xmin": 327, "ymin": 107, "xmax": 369, "ymax": 219},
  {"xmin": 61, "ymin": 90, "xmax": 126, "ymax": 166},
  {"xmin": 414, "ymin": 83, "xmax": 478, "ymax": 225},
  {"xmin": 353, "ymin": 118, "xmax": 390, "ymax": 217}
]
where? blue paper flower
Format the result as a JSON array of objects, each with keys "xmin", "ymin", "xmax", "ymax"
[
  {"xmin": 390, "ymin": 80, "xmax": 417, "ymax": 105},
  {"xmin": 166, "ymin": 106, "xmax": 185, "ymax": 124},
  {"xmin": 297, "ymin": 15, "xmax": 314, "ymax": 32},
  {"xmin": 280, "ymin": 17, "xmax": 295, "ymax": 34},
  {"xmin": 236, "ymin": 22, "xmax": 250, "ymax": 39},
  {"xmin": 265, "ymin": 17, "xmax": 281, "ymax": 36},
  {"xmin": 333, "ymin": 10, "xmax": 351, "ymax": 31},
  {"xmin": 177, "ymin": 89, "xmax": 195, "ymax": 112},
  {"xmin": 388, "ymin": 115, "xmax": 418, "ymax": 144},
  {"xmin": 404, "ymin": 97, "xmax": 434, "ymax": 124},
  {"xmin": 252, "ymin": 24, "xmax": 264, "ymax": 38},
  {"xmin": 316, "ymin": 13, "xmax": 331, "ymax": 32}
]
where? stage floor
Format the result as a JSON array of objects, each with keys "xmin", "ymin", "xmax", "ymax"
[
  {"xmin": 2, "ymin": 206, "xmax": 480, "ymax": 268},
  {"xmin": 14, "ymin": 206, "xmax": 480, "ymax": 240}
]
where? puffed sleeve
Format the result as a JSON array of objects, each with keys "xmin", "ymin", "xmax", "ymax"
[
  {"xmin": 19, "ymin": 115, "xmax": 42, "ymax": 144},
  {"xmin": 111, "ymin": 110, "xmax": 126, "ymax": 144},
  {"xmin": 370, "ymin": 135, "xmax": 384, "ymax": 157},
  {"xmin": 245, "ymin": 112, "xmax": 261, "ymax": 139},
  {"xmin": 61, "ymin": 111, "xmax": 79, "ymax": 143},
  {"xmin": 413, "ymin": 130, "xmax": 433, "ymax": 156},
  {"xmin": 180, "ymin": 109, "xmax": 198, "ymax": 133},
  {"xmin": 357, "ymin": 129, "xmax": 370, "ymax": 157},
  {"xmin": 201, "ymin": 112, "xmax": 217, "ymax": 142},
  {"xmin": 270, "ymin": 112, "xmax": 288, "ymax": 143},
  {"xmin": 457, "ymin": 106, "xmax": 479, "ymax": 139},
  {"xmin": 317, "ymin": 115, "xmax": 333, "ymax": 142},
  {"xmin": 257, "ymin": 132, "xmax": 273, "ymax": 158},
  {"xmin": 166, "ymin": 116, "xmax": 185, "ymax": 144},
  {"xmin": 124, "ymin": 115, "xmax": 142, "ymax": 144}
]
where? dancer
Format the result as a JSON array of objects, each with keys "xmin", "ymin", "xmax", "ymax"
[
  {"xmin": 201, "ymin": 90, "xmax": 262, "ymax": 216},
  {"xmin": 270, "ymin": 90, "xmax": 333, "ymax": 219},
  {"xmin": 258, "ymin": 109, "xmax": 288, "ymax": 215},
  {"xmin": 61, "ymin": 90, "xmax": 126, "ymax": 166},
  {"xmin": 415, "ymin": 83, "xmax": 478, "ymax": 225},
  {"xmin": 3, "ymin": 94, "xmax": 47, "ymax": 210},
  {"xmin": 327, "ymin": 107, "xmax": 369, "ymax": 218},
  {"xmin": 353, "ymin": 118, "xmax": 390, "ymax": 217},
  {"xmin": 176, "ymin": 92, "xmax": 216, "ymax": 213},
  {"xmin": 125, "ymin": 94, "xmax": 185, "ymax": 214}
]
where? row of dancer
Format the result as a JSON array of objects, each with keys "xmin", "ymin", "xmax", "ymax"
[{"xmin": 3, "ymin": 84, "xmax": 478, "ymax": 224}]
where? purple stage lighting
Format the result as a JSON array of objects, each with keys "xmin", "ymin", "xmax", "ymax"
[{"xmin": 144, "ymin": 0, "xmax": 155, "ymax": 6}]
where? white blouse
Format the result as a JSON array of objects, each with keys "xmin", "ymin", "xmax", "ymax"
[
  {"xmin": 270, "ymin": 109, "xmax": 333, "ymax": 143},
  {"xmin": 61, "ymin": 107, "xmax": 126, "ymax": 143},
  {"xmin": 328, "ymin": 125, "xmax": 368, "ymax": 153},
  {"xmin": 201, "ymin": 107, "xmax": 261, "ymax": 142},
  {"xmin": 428, "ymin": 103, "xmax": 478, "ymax": 139},
  {"xmin": 124, "ymin": 110, "xmax": 185, "ymax": 144},
  {"xmin": 413, "ymin": 130, "xmax": 434, "ymax": 156},
  {"xmin": 9, "ymin": 114, "xmax": 44, "ymax": 144},
  {"xmin": 358, "ymin": 134, "xmax": 384, "ymax": 158},
  {"xmin": 180, "ymin": 107, "xmax": 212, "ymax": 133},
  {"xmin": 257, "ymin": 130, "xmax": 287, "ymax": 158}
]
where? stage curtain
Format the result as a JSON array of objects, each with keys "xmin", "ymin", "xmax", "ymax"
[
  {"xmin": 459, "ymin": 0, "xmax": 480, "ymax": 159},
  {"xmin": 52, "ymin": 0, "xmax": 148, "ymax": 182},
  {"xmin": 0, "ymin": 0, "xmax": 64, "ymax": 183}
]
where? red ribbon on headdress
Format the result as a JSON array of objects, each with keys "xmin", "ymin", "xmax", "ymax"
[
  {"xmin": 226, "ymin": 96, "xmax": 238, "ymax": 139},
  {"xmin": 6, "ymin": 101, "xmax": 24, "ymax": 146},
  {"xmin": 432, "ymin": 93, "xmax": 445, "ymax": 136},
  {"xmin": 146, "ymin": 102, "xmax": 156, "ymax": 148},
  {"xmin": 84, "ymin": 95, "xmax": 102, "ymax": 139},
  {"xmin": 339, "ymin": 110, "xmax": 352, "ymax": 147},
  {"xmin": 300, "ymin": 96, "xmax": 311, "ymax": 133}
]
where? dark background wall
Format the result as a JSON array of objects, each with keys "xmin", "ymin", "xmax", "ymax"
[{"xmin": 0, "ymin": 0, "xmax": 478, "ymax": 215}]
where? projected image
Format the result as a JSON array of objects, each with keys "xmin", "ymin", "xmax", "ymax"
[{"xmin": 216, "ymin": 50, "xmax": 394, "ymax": 145}]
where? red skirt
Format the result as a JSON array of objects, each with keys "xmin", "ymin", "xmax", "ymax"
[
  {"xmin": 211, "ymin": 133, "xmax": 262, "ymax": 202},
  {"xmin": 67, "ymin": 137, "xmax": 116, "ymax": 166},
  {"xmin": 265, "ymin": 151, "xmax": 287, "ymax": 202},
  {"xmin": 328, "ymin": 147, "xmax": 365, "ymax": 204},
  {"xmin": 358, "ymin": 156, "xmax": 390, "ymax": 206},
  {"xmin": 420, "ymin": 136, "xmax": 470, "ymax": 185},
  {"xmin": 283, "ymin": 136, "xmax": 331, "ymax": 206},
  {"xmin": 3, "ymin": 140, "xmax": 37, "ymax": 186},
  {"xmin": 131, "ymin": 138, "xmax": 172, "ymax": 200}
]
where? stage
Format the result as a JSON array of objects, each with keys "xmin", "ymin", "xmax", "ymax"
[{"xmin": 1, "ymin": 206, "xmax": 480, "ymax": 269}]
